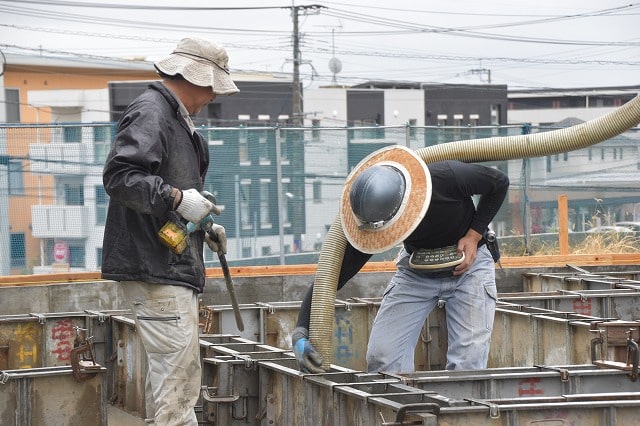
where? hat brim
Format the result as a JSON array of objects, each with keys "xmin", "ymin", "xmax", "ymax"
[
  {"xmin": 154, "ymin": 54, "xmax": 239, "ymax": 96},
  {"xmin": 340, "ymin": 145, "xmax": 432, "ymax": 254}
]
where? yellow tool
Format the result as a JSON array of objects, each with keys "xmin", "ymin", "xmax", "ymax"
[
  {"xmin": 158, "ymin": 220, "xmax": 190, "ymax": 254},
  {"xmin": 158, "ymin": 191, "xmax": 218, "ymax": 254}
]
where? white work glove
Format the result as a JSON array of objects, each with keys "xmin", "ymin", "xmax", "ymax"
[
  {"xmin": 200, "ymin": 190, "xmax": 222, "ymax": 216},
  {"xmin": 176, "ymin": 188, "xmax": 214, "ymax": 223},
  {"xmin": 204, "ymin": 224, "xmax": 227, "ymax": 255}
]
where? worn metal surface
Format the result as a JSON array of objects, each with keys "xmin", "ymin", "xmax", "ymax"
[
  {"xmin": 0, "ymin": 366, "xmax": 107, "ymax": 426},
  {"xmin": 108, "ymin": 315, "xmax": 149, "ymax": 420},
  {"xmin": 4, "ymin": 267, "xmax": 640, "ymax": 424},
  {"xmin": 0, "ymin": 311, "xmax": 114, "ymax": 370}
]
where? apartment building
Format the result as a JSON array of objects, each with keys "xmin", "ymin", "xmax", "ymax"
[
  {"xmin": 3, "ymin": 50, "xmax": 638, "ymax": 273},
  {"xmin": 0, "ymin": 53, "xmax": 157, "ymax": 274}
]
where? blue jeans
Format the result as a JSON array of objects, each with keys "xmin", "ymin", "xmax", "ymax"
[{"xmin": 366, "ymin": 245, "xmax": 497, "ymax": 373}]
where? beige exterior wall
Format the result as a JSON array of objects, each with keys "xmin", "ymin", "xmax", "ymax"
[{"xmin": 3, "ymin": 62, "xmax": 156, "ymax": 273}]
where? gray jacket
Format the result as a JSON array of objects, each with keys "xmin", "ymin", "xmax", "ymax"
[{"xmin": 101, "ymin": 82, "xmax": 210, "ymax": 292}]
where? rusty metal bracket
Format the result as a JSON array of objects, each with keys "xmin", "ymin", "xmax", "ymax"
[
  {"xmin": 70, "ymin": 327, "xmax": 101, "ymax": 383},
  {"xmin": 591, "ymin": 322, "xmax": 640, "ymax": 381},
  {"xmin": 199, "ymin": 302, "xmax": 216, "ymax": 334}
]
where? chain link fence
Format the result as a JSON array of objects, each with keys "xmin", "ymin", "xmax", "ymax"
[{"xmin": 1, "ymin": 123, "xmax": 639, "ymax": 275}]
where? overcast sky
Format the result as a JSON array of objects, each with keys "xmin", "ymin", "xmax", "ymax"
[{"xmin": 1, "ymin": 0, "xmax": 638, "ymax": 90}]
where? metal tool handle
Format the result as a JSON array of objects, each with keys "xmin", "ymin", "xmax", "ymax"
[{"xmin": 207, "ymin": 229, "xmax": 245, "ymax": 332}]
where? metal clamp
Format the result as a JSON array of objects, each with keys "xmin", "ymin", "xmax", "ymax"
[
  {"xmin": 201, "ymin": 386, "xmax": 240, "ymax": 403},
  {"xmin": 466, "ymin": 398, "xmax": 500, "ymax": 419},
  {"xmin": 381, "ymin": 403, "xmax": 440, "ymax": 425},
  {"xmin": 0, "ymin": 371, "xmax": 11, "ymax": 385}
]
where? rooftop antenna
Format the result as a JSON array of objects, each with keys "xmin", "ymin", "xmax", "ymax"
[
  {"xmin": 316, "ymin": 22, "xmax": 343, "ymax": 86},
  {"xmin": 328, "ymin": 28, "xmax": 342, "ymax": 85}
]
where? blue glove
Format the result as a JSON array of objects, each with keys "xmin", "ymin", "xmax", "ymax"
[{"xmin": 291, "ymin": 327, "xmax": 324, "ymax": 373}]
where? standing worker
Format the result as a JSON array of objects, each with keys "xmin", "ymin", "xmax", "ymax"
[
  {"xmin": 102, "ymin": 38, "xmax": 238, "ymax": 425},
  {"xmin": 292, "ymin": 145, "xmax": 509, "ymax": 373}
]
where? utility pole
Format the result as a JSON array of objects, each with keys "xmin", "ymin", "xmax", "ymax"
[
  {"xmin": 290, "ymin": 4, "xmax": 324, "ymax": 126},
  {"xmin": 289, "ymin": 3, "xmax": 323, "ymax": 253},
  {"xmin": 468, "ymin": 68, "xmax": 491, "ymax": 84}
]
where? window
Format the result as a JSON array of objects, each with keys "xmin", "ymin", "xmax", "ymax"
[
  {"xmin": 490, "ymin": 105, "xmax": 501, "ymax": 125},
  {"xmin": 279, "ymin": 128, "xmax": 289, "ymax": 162},
  {"xmin": 258, "ymin": 131, "xmax": 270, "ymax": 164},
  {"xmin": 260, "ymin": 180, "xmax": 271, "ymax": 227},
  {"xmin": 95, "ymin": 186, "xmax": 108, "ymax": 225},
  {"xmin": 8, "ymin": 159, "xmax": 24, "ymax": 195},
  {"xmin": 96, "ymin": 248, "xmax": 102, "ymax": 268},
  {"xmin": 68, "ymin": 243, "xmax": 85, "ymax": 268},
  {"xmin": 10, "ymin": 233, "xmax": 26, "ymax": 268},
  {"xmin": 240, "ymin": 180, "xmax": 251, "ymax": 229},
  {"xmin": 64, "ymin": 126, "xmax": 82, "ymax": 143},
  {"xmin": 5, "ymin": 88, "xmax": 20, "ymax": 122},
  {"xmin": 94, "ymin": 125, "xmax": 113, "ymax": 164},
  {"xmin": 65, "ymin": 183, "xmax": 84, "ymax": 205},
  {"xmin": 239, "ymin": 129, "xmax": 249, "ymax": 164},
  {"xmin": 313, "ymin": 179, "xmax": 322, "ymax": 203},
  {"xmin": 312, "ymin": 119, "xmax": 321, "ymax": 141}
]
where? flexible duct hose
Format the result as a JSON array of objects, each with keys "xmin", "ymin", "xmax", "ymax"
[{"xmin": 310, "ymin": 94, "xmax": 640, "ymax": 369}]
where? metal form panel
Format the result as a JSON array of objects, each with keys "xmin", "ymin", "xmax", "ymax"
[
  {"xmin": 521, "ymin": 271, "xmax": 640, "ymax": 293},
  {"xmin": 205, "ymin": 300, "xmax": 380, "ymax": 371},
  {"xmin": 0, "ymin": 311, "xmax": 114, "ymax": 370},
  {"xmin": 200, "ymin": 339, "xmax": 293, "ymax": 426},
  {"xmin": 390, "ymin": 365, "xmax": 640, "ymax": 399},
  {"xmin": 108, "ymin": 315, "xmax": 149, "ymax": 420},
  {"xmin": 490, "ymin": 303, "xmax": 598, "ymax": 367},
  {"xmin": 500, "ymin": 289, "xmax": 640, "ymax": 319},
  {"xmin": 0, "ymin": 366, "xmax": 107, "ymax": 426},
  {"xmin": 195, "ymin": 326, "xmax": 640, "ymax": 425},
  {"xmin": 4, "ymin": 276, "xmax": 640, "ymax": 424}
]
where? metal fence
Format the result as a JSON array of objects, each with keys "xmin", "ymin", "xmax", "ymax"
[{"xmin": 1, "ymin": 123, "xmax": 639, "ymax": 275}]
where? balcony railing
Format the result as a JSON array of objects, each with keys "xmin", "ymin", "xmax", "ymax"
[
  {"xmin": 29, "ymin": 143, "xmax": 88, "ymax": 175},
  {"xmin": 31, "ymin": 205, "xmax": 90, "ymax": 238}
]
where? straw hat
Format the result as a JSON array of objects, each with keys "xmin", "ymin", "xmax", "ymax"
[
  {"xmin": 340, "ymin": 145, "xmax": 432, "ymax": 254},
  {"xmin": 154, "ymin": 38, "xmax": 239, "ymax": 96}
]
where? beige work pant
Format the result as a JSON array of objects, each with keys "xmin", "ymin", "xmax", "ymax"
[{"xmin": 122, "ymin": 281, "xmax": 201, "ymax": 426}]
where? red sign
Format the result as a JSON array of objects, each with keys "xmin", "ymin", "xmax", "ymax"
[{"xmin": 53, "ymin": 242, "xmax": 69, "ymax": 263}]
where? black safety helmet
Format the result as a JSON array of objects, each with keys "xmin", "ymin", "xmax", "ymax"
[{"xmin": 349, "ymin": 164, "xmax": 407, "ymax": 229}]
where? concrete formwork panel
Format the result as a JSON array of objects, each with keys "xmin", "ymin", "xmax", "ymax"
[
  {"xmin": 0, "ymin": 366, "xmax": 107, "ymax": 426},
  {"xmin": 522, "ymin": 271, "xmax": 640, "ymax": 293},
  {"xmin": 108, "ymin": 315, "xmax": 149, "ymax": 420},
  {"xmin": 500, "ymin": 289, "xmax": 640, "ymax": 319},
  {"xmin": 0, "ymin": 312, "xmax": 113, "ymax": 370}
]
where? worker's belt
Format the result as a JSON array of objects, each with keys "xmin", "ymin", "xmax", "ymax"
[
  {"xmin": 407, "ymin": 245, "xmax": 464, "ymax": 277},
  {"xmin": 404, "ymin": 238, "xmax": 487, "ymax": 278}
]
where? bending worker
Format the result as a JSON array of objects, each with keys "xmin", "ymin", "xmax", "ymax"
[
  {"xmin": 102, "ymin": 38, "xmax": 237, "ymax": 424},
  {"xmin": 292, "ymin": 145, "xmax": 509, "ymax": 373}
]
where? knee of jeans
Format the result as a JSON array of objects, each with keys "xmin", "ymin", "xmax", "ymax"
[{"xmin": 366, "ymin": 343, "xmax": 394, "ymax": 370}]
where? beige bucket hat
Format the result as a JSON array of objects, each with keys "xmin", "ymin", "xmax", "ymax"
[
  {"xmin": 154, "ymin": 38, "xmax": 239, "ymax": 96},
  {"xmin": 340, "ymin": 145, "xmax": 432, "ymax": 254}
]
